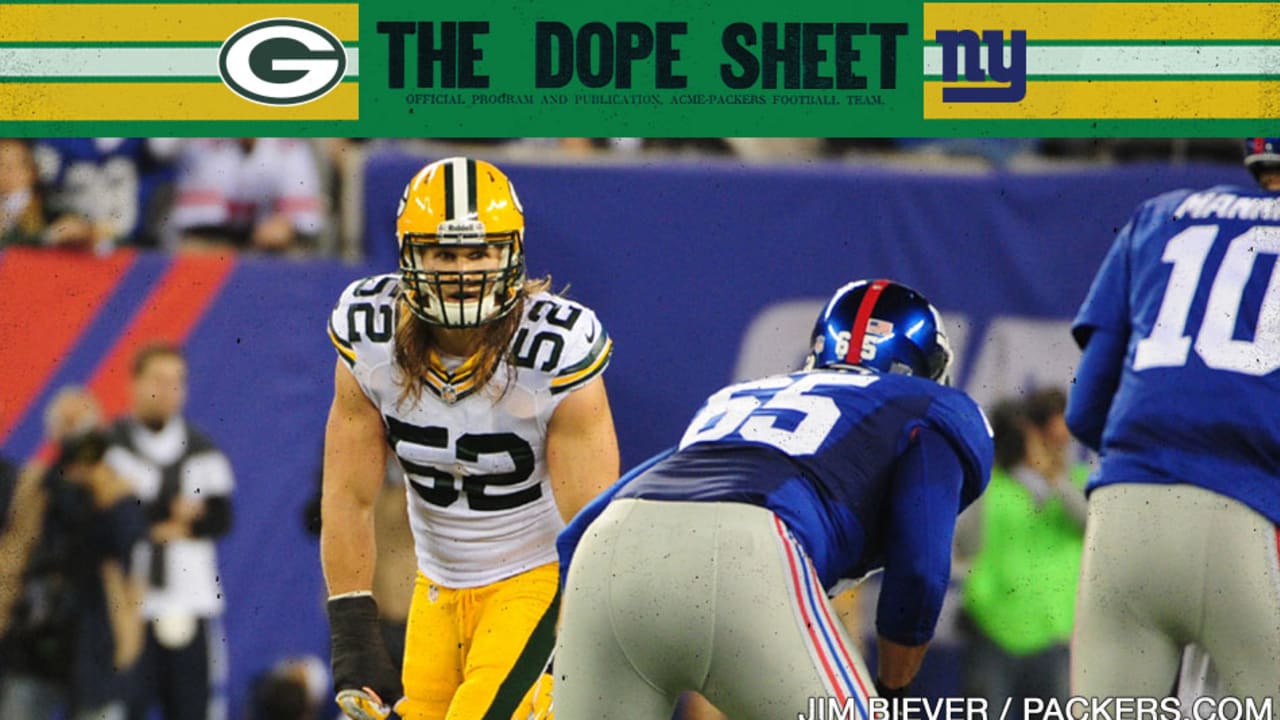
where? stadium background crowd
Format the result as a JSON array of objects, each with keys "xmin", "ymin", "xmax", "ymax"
[{"xmin": 0, "ymin": 136, "xmax": 1244, "ymax": 259}]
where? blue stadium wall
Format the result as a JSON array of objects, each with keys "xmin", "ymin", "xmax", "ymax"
[{"xmin": 0, "ymin": 156, "xmax": 1243, "ymax": 714}]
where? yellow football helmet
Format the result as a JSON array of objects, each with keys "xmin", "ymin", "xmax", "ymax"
[{"xmin": 395, "ymin": 157, "xmax": 526, "ymax": 327}]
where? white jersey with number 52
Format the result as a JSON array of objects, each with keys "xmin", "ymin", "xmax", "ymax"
[{"xmin": 328, "ymin": 274, "xmax": 612, "ymax": 587}]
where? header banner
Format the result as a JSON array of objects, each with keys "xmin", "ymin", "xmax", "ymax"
[{"xmin": 1, "ymin": 0, "xmax": 1276, "ymax": 136}]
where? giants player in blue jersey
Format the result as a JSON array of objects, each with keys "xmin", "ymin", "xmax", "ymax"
[
  {"xmin": 554, "ymin": 279, "xmax": 994, "ymax": 720},
  {"xmin": 1067, "ymin": 139, "xmax": 1280, "ymax": 701}
]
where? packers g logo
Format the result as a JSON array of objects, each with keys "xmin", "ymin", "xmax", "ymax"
[{"xmin": 218, "ymin": 18, "xmax": 347, "ymax": 106}]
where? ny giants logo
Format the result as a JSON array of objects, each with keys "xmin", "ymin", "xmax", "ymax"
[{"xmin": 935, "ymin": 29, "xmax": 1026, "ymax": 103}]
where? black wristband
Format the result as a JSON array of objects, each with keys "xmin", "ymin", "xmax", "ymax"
[
  {"xmin": 327, "ymin": 594, "xmax": 402, "ymax": 701},
  {"xmin": 327, "ymin": 594, "xmax": 381, "ymax": 640}
]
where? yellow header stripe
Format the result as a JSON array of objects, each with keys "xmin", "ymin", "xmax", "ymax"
[
  {"xmin": 923, "ymin": 79, "xmax": 1280, "ymax": 119},
  {"xmin": 923, "ymin": 3, "xmax": 1280, "ymax": 41},
  {"xmin": 0, "ymin": 82, "xmax": 358, "ymax": 121},
  {"xmin": 0, "ymin": 4, "xmax": 358, "ymax": 43}
]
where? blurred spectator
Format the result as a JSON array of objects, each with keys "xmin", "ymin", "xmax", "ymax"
[
  {"xmin": 167, "ymin": 138, "xmax": 327, "ymax": 255},
  {"xmin": 959, "ymin": 389, "xmax": 1087, "ymax": 719},
  {"xmin": 897, "ymin": 137, "xmax": 1039, "ymax": 168},
  {"xmin": 316, "ymin": 138, "xmax": 373, "ymax": 261},
  {"xmin": 0, "ymin": 386, "xmax": 147, "ymax": 720},
  {"xmin": 723, "ymin": 138, "xmax": 823, "ymax": 161},
  {"xmin": 31, "ymin": 138, "xmax": 181, "ymax": 252},
  {"xmin": 643, "ymin": 138, "xmax": 735, "ymax": 156},
  {"xmin": 0, "ymin": 452, "xmax": 17, "ymax": 531},
  {"xmin": 1104, "ymin": 138, "xmax": 1241, "ymax": 165},
  {"xmin": 518, "ymin": 138, "xmax": 643, "ymax": 155},
  {"xmin": 248, "ymin": 655, "xmax": 328, "ymax": 720},
  {"xmin": 0, "ymin": 139, "xmax": 45, "ymax": 249},
  {"xmin": 1036, "ymin": 138, "xmax": 1242, "ymax": 166},
  {"xmin": 102, "ymin": 342, "xmax": 234, "ymax": 720}
]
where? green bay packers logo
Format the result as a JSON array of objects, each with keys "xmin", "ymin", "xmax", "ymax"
[{"xmin": 218, "ymin": 18, "xmax": 347, "ymax": 106}]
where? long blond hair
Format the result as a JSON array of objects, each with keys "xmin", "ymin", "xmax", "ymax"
[{"xmin": 393, "ymin": 276, "xmax": 551, "ymax": 407}]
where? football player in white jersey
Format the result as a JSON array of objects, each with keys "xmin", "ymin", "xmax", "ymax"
[{"xmin": 320, "ymin": 157, "xmax": 619, "ymax": 720}]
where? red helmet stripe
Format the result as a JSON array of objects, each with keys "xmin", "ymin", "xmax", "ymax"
[{"xmin": 844, "ymin": 279, "xmax": 890, "ymax": 365}]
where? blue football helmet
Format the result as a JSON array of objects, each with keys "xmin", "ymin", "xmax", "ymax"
[
  {"xmin": 805, "ymin": 279, "xmax": 953, "ymax": 384},
  {"xmin": 1244, "ymin": 137, "xmax": 1280, "ymax": 184}
]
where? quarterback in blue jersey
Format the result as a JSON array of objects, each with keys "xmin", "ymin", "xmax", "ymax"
[
  {"xmin": 1067, "ymin": 139, "xmax": 1280, "ymax": 701},
  {"xmin": 554, "ymin": 280, "xmax": 994, "ymax": 720}
]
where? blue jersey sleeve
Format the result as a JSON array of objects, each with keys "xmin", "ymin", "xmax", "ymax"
[
  {"xmin": 875, "ymin": 426, "xmax": 965, "ymax": 646},
  {"xmin": 1066, "ymin": 326, "xmax": 1126, "ymax": 452},
  {"xmin": 924, "ymin": 390, "xmax": 994, "ymax": 511},
  {"xmin": 1073, "ymin": 218, "xmax": 1134, "ymax": 348},
  {"xmin": 556, "ymin": 447, "xmax": 676, "ymax": 590}
]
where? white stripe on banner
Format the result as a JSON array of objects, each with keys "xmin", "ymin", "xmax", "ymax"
[
  {"xmin": 0, "ymin": 46, "xmax": 359, "ymax": 77},
  {"xmin": 450, "ymin": 158, "xmax": 469, "ymax": 220},
  {"xmin": 923, "ymin": 44, "xmax": 1280, "ymax": 76}
]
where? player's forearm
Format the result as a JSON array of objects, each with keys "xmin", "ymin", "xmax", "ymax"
[
  {"xmin": 547, "ymin": 377, "xmax": 620, "ymax": 523},
  {"xmin": 876, "ymin": 428, "xmax": 960, "ymax": 645},
  {"xmin": 876, "ymin": 561, "xmax": 948, "ymax": 649},
  {"xmin": 549, "ymin": 443, "xmax": 619, "ymax": 522},
  {"xmin": 322, "ymin": 362, "xmax": 389, "ymax": 596},
  {"xmin": 876, "ymin": 635, "xmax": 928, "ymax": 690},
  {"xmin": 552, "ymin": 478, "xmax": 610, "ymax": 524},
  {"xmin": 320, "ymin": 493, "xmax": 378, "ymax": 596}
]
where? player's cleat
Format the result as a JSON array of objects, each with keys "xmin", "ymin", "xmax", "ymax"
[{"xmin": 335, "ymin": 687, "xmax": 393, "ymax": 720}]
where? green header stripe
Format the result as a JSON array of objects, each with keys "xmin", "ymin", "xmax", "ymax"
[{"xmin": 925, "ymin": 74, "xmax": 1277, "ymax": 81}]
